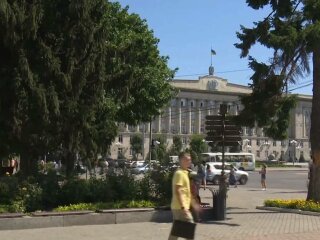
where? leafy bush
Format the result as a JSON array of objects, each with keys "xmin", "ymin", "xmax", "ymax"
[
  {"xmin": 264, "ymin": 199, "xmax": 320, "ymax": 212},
  {"xmin": 7, "ymin": 200, "xmax": 26, "ymax": 213},
  {"xmin": 149, "ymin": 168, "xmax": 173, "ymax": 205},
  {"xmin": 53, "ymin": 200, "xmax": 156, "ymax": 212},
  {"xmin": 19, "ymin": 182, "xmax": 43, "ymax": 212},
  {"xmin": 38, "ymin": 170, "xmax": 61, "ymax": 209},
  {"xmin": 86, "ymin": 178, "xmax": 114, "ymax": 203},
  {"xmin": 0, "ymin": 161, "xmax": 174, "ymax": 212},
  {"xmin": 0, "ymin": 176, "xmax": 19, "ymax": 204},
  {"xmin": 106, "ymin": 169, "xmax": 138, "ymax": 201},
  {"xmin": 54, "ymin": 203, "xmax": 96, "ymax": 212},
  {"xmin": 59, "ymin": 179, "xmax": 90, "ymax": 205}
]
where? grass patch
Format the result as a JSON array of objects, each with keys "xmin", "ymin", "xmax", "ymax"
[{"xmin": 264, "ymin": 199, "xmax": 320, "ymax": 212}]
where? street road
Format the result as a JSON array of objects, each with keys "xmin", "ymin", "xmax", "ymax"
[{"xmin": 244, "ymin": 168, "xmax": 308, "ymax": 190}]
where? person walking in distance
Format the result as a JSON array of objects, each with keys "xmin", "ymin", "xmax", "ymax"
[
  {"xmin": 259, "ymin": 164, "xmax": 267, "ymax": 190},
  {"xmin": 168, "ymin": 152, "xmax": 200, "ymax": 240},
  {"xmin": 229, "ymin": 165, "xmax": 237, "ymax": 188}
]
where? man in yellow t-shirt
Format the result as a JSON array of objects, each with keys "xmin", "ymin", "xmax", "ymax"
[{"xmin": 168, "ymin": 152, "xmax": 200, "ymax": 240}]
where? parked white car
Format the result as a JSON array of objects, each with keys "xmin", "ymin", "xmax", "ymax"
[
  {"xmin": 131, "ymin": 161, "xmax": 146, "ymax": 168},
  {"xmin": 206, "ymin": 162, "xmax": 249, "ymax": 185},
  {"xmin": 131, "ymin": 163, "xmax": 151, "ymax": 174}
]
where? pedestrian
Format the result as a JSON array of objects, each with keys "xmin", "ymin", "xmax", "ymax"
[
  {"xmin": 229, "ymin": 165, "xmax": 237, "ymax": 188},
  {"xmin": 193, "ymin": 161, "xmax": 206, "ymax": 204},
  {"xmin": 259, "ymin": 164, "xmax": 267, "ymax": 190},
  {"xmin": 168, "ymin": 152, "xmax": 200, "ymax": 240}
]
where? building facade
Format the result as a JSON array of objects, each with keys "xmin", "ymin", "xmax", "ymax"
[{"xmin": 110, "ymin": 74, "xmax": 312, "ymax": 162}]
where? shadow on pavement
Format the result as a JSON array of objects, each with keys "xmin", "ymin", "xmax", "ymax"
[
  {"xmin": 228, "ymin": 211, "xmax": 278, "ymax": 214},
  {"xmin": 247, "ymin": 189, "xmax": 266, "ymax": 192},
  {"xmin": 271, "ymin": 191, "xmax": 307, "ymax": 194},
  {"xmin": 227, "ymin": 207, "xmax": 246, "ymax": 210},
  {"xmin": 202, "ymin": 221, "xmax": 240, "ymax": 227}
]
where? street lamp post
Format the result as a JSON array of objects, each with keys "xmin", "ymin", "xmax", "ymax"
[{"xmin": 290, "ymin": 140, "xmax": 298, "ymax": 166}]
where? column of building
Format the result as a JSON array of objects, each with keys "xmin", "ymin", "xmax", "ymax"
[
  {"xmin": 178, "ymin": 99, "xmax": 182, "ymax": 134},
  {"xmin": 187, "ymin": 99, "xmax": 192, "ymax": 134},
  {"xmin": 167, "ymin": 107, "xmax": 172, "ymax": 133},
  {"xmin": 196, "ymin": 100, "xmax": 201, "ymax": 134}
]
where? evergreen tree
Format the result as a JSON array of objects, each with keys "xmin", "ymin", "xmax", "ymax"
[
  {"xmin": 235, "ymin": 0, "xmax": 320, "ymax": 200},
  {"xmin": 0, "ymin": 0, "xmax": 175, "ymax": 177}
]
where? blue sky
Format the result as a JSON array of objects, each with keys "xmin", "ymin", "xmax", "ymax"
[{"xmin": 113, "ymin": 0, "xmax": 313, "ymax": 95}]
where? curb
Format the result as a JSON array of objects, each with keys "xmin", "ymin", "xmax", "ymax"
[
  {"xmin": 0, "ymin": 208, "xmax": 215, "ymax": 231},
  {"xmin": 256, "ymin": 206, "xmax": 320, "ymax": 216}
]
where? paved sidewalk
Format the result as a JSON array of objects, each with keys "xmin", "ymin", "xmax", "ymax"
[
  {"xmin": 2, "ymin": 187, "xmax": 319, "ymax": 240},
  {"xmin": 1, "ymin": 211, "xmax": 320, "ymax": 240}
]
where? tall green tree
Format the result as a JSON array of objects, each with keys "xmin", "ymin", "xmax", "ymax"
[
  {"xmin": 0, "ymin": 0, "xmax": 59, "ymax": 175},
  {"xmin": 104, "ymin": 3, "xmax": 176, "ymax": 125},
  {"xmin": 235, "ymin": 0, "xmax": 320, "ymax": 201},
  {"xmin": 130, "ymin": 134, "xmax": 143, "ymax": 160},
  {"xmin": 189, "ymin": 134, "xmax": 207, "ymax": 163},
  {"xmin": 168, "ymin": 136, "xmax": 183, "ymax": 156},
  {"xmin": 0, "ymin": 0, "xmax": 175, "ymax": 177}
]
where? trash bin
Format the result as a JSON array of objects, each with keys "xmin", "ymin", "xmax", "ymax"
[{"xmin": 212, "ymin": 189, "xmax": 226, "ymax": 220}]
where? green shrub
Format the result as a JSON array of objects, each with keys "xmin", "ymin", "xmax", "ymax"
[
  {"xmin": 106, "ymin": 169, "xmax": 138, "ymax": 201},
  {"xmin": 148, "ymin": 166, "xmax": 174, "ymax": 205},
  {"xmin": 7, "ymin": 200, "xmax": 26, "ymax": 213},
  {"xmin": 0, "ymin": 176, "xmax": 19, "ymax": 204},
  {"xmin": 59, "ymin": 179, "xmax": 90, "ymax": 205},
  {"xmin": 19, "ymin": 182, "xmax": 43, "ymax": 212},
  {"xmin": 54, "ymin": 200, "xmax": 156, "ymax": 212},
  {"xmin": 87, "ymin": 178, "xmax": 114, "ymax": 203},
  {"xmin": 54, "ymin": 203, "xmax": 96, "ymax": 212},
  {"xmin": 38, "ymin": 170, "xmax": 61, "ymax": 209}
]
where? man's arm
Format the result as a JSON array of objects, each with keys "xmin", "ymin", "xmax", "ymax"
[{"xmin": 175, "ymin": 185, "xmax": 186, "ymax": 209}]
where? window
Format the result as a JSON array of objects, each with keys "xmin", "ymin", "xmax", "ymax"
[
  {"xmin": 118, "ymin": 148, "xmax": 123, "ymax": 155},
  {"xmin": 190, "ymin": 101, "xmax": 194, "ymax": 107},
  {"xmin": 200, "ymin": 102, "xmax": 204, "ymax": 108},
  {"xmin": 182, "ymin": 137, "xmax": 187, "ymax": 144},
  {"xmin": 256, "ymin": 150, "xmax": 260, "ymax": 158},
  {"xmin": 281, "ymin": 141, "xmax": 286, "ymax": 147},
  {"xmin": 243, "ymin": 127, "xmax": 248, "ymax": 135},
  {"xmin": 273, "ymin": 141, "xmax": 277, "ymax": 146},
  {"xmin": 214, "ymin": 165, "xmax": 222, "ymax": 170},
  {"xmin": 118, "ymin": 135, "xmax": 123, "ymax": 143},
  {"xmin": 257, "ymin": 139, "xmax": 260, "ymax": 146}
]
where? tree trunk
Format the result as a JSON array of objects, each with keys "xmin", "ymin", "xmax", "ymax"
[
  {"xmin": 65, "ymin": 149, "xmax": 76, "ymax": 178},
  {"xmin": 20, "ymin": 148, "xmax": 38, "ymax": 177},
  {"xmin": 308, "ymin": 43, "xmax": 320, "ymax": 201}
]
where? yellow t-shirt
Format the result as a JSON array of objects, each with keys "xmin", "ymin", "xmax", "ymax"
[{"xmin": 171, "ymin": 168, "xmax": 191, "ymax": 210}]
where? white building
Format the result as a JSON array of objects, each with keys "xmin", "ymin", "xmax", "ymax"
[{"xmin": 110, "ymin": 72, "xmax": 312, "ymax": 162}]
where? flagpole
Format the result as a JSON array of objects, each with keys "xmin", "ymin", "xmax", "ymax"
[{"xmin": 210, "ymin": 46, "xmax": 213, "ymax": 66}]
